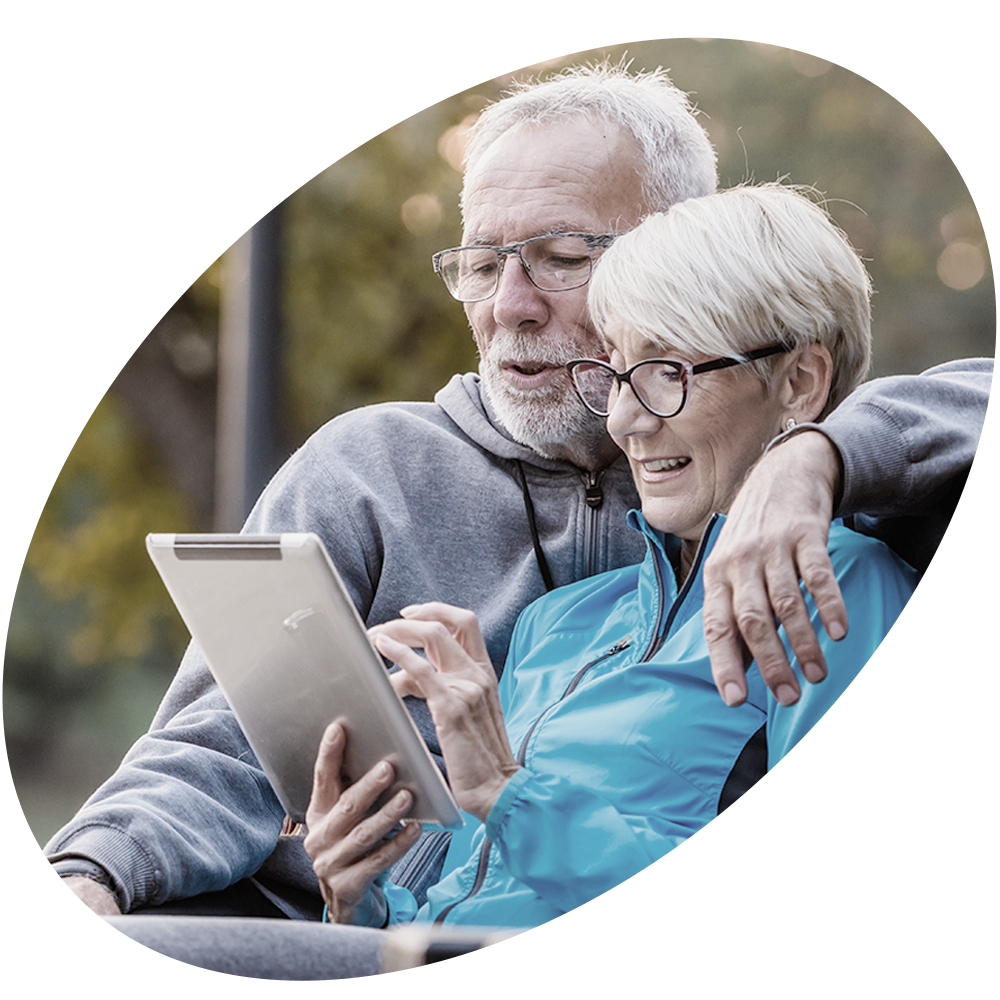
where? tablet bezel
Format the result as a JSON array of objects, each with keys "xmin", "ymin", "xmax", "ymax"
[{"xmin": 146, "ymin": 532, "xmax": 463, "ymax": 830}]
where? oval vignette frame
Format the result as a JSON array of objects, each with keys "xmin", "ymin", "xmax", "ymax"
[{"xmin": 5, "ymin": 12, "xmax": 997, "ymax": 996}]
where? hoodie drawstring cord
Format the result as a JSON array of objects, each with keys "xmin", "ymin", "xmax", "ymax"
[{"xmin": 514, "ymin": 460, "xmax": 556, "ymax": 592}]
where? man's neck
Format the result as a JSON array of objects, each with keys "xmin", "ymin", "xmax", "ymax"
[{"xmin": 533, "ymin": 433, "xmax": 623, "ymax": 472}]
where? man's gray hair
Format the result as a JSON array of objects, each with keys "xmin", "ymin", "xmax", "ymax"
[
  {"xmin": 461, "ymin": 60, "xmax": 718, "ymax": 217},
  {"xmin": 588, "ymin": 183, "xmax": 873, "ymax": 417}
]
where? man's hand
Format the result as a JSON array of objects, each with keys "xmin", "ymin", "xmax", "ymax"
[
  {"xmin": 303, "ymin": 722, "xmax": 422, "ymax": 925},
  {"xmin": 704, "ymin": 430, "xmax": 848, "ymax": 707},
  {"xmin": 62, "ymin": 875, "xmax": 122, "ymax": 916}
]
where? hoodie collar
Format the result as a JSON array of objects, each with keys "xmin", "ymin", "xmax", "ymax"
[
  {"xmin": 435, "ymin": 373, "xmax": 576, "ymax": 469},
  {"xmin": 435, "ymin": 372, "xmax": 634, "ymax": 479}
]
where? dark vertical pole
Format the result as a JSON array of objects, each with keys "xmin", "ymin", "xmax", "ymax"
[{"xmin": 214, "ymin": 204, "xmax": 284, "ymax": 530}]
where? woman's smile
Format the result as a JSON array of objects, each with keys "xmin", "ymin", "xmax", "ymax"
[{"xmin": 637, "ymin": 455, "xmax": 691, "ymax": 476}]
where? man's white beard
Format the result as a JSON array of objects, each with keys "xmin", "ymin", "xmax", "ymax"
[{"xmin": 479, "ymin": 331, "xmax": 610, "ymax": 462}]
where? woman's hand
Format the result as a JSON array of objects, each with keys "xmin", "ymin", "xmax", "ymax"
[
  {"xmin": 303, "ymin": 721, "xmax": 422, "ymax": 925},
  {"xmin": 370, "ymin": 602, "xmax": 519, "ymax": 823}
]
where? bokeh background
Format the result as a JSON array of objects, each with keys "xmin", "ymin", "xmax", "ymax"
[{"xmin": 4, "ymin": 37, "xmax": 994, "ymax": 846}]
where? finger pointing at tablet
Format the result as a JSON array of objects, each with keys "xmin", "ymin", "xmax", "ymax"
[{"xmin": 372, "ymin": 605, "xmax": 520, "ymax": 823}]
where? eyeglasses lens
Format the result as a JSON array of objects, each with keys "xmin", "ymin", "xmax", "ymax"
[
  {"xmin": 572, "ymin": 361, "xmax": 686, "ymax": 417},
  {"xmin": 440, "ymin": 235, "xmax": 595, "ymax": 302},
  {"xmin": 571, "ymin": 363, "xmax": 618, "ymax": 415},
  {"xmin": 634, "ymin": 363, "xmax": 685, "ymax": 416}
]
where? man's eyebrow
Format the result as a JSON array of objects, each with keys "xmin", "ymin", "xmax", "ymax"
[{"xmin": 462, "ymin": 224, "xmax": 586, "ymax": 247}]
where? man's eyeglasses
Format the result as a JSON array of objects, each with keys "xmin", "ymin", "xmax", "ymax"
[
  {"xmin": 432, "ymin": 233, "xmax": 618, "ymax": 303},
  {"xmin": 566, "ymin": 343, "xmax": 793, "ymax": 419}
]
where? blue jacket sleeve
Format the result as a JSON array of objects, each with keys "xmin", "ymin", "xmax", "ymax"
[
  {"xmin": 477, "ymin": 607, "xmax": 716, "ymax": 915},
  {"xmin": 482, "ymin": 764, "xmax": 695, "ymax": 914}
]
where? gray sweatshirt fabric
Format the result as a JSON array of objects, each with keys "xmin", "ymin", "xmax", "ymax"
[
  {"xmin": 800, "ymin": 358, "xmax": 993, "ymax": 571},
  {"xmin": 45, "ymin": 373, "xmax": 645, "ymax": 912},
  {"xmin": 44, "ymin": 360, "xmax": 992, "ymax": 914}
]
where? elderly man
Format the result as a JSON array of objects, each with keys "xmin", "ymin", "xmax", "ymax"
[{"xmin": 47, "ymin": 64, "xmax": 990, "ymax": 934}]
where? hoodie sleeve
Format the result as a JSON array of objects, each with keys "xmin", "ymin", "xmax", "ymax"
[
  {"xmin": 824, "ymin": 359, "xmax": 992, "ymax": 519},
  {"xmin": 44, "ymin": 434, "xmax": 378, "ymax": 911},
  {"xmin": 776, "ymin": 359, "xmax": 992, "ymax": 571}
]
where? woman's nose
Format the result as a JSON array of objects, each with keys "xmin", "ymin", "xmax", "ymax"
[
  {"xmin": 606, "ymin": 381, "xmax": 663, "ymax": 439},
  {"xmin": 492, "ymin": 254, "xmax": 549, "ymax": 329}
]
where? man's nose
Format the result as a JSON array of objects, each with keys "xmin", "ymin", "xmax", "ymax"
[{"xmin": 492, "ymin": 253, "xmax": 549, "ymax": 330}]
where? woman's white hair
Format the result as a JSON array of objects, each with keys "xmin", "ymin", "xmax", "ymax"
[
  {"xmin": 461, "ymin": 60, "xmax": 718, "ymax": 217},
  {"xmin": 588, "ymin": 183, "xmax": 873, "ymax": 416}
]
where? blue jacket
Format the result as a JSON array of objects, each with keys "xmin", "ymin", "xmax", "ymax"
[{"xmin": 389, "ymin": 511, "xmax": 917, "ymax": 928}]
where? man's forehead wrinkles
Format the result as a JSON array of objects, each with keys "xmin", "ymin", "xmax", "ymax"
[{"xmin": 463, "ymin": 224, "xmax": 585, "ymax": 247}]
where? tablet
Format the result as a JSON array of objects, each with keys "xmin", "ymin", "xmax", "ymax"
[{"xmin": 146, "ymin": 532, "xmax": 463, "ymax": 830}]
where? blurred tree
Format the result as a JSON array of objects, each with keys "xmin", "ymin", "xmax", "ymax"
[{"xmin": 5, "ymin": 38, "xmax": 993, "ymax": 845}]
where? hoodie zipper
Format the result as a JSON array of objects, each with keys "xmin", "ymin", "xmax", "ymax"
[
  {"xmin": 432, "ymin": 636, "xmax": 632, "ymax": 924},
  {"xmin": 582, "ymin": 470, "xmax": 605, "ymax": 578}
]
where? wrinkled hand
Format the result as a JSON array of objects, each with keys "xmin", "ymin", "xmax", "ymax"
[
  {"xmin": 370, "ymin": 602, "xmax": 519, "ymax": 823},
  {"xmin": 303, "ymin": 722, "xmax": 421, "ymax": 925},
  {"xmin": 62, "ymin": 875, "xmax": 122, "ymax": 916},
  {"xmin": 703, "ymin": 431, "xmax": 848, "ymax": 707}
]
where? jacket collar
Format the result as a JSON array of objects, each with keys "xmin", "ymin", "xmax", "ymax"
[{"xmin": 626, "ymin": 510, "xmax": 727, "ymax": 649}]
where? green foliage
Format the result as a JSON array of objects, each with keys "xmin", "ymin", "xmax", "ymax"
[
  {"xmin": 280, "ymin": 91, "xmax": 487, "ymax": 438},
  {"xmin": 23, "ymin": 393, "xmax": 193, "ymax": 670}
]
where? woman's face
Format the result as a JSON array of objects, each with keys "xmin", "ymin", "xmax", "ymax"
[{"xmin": 604, "ymin": 319, "xmax": 788, "ymax": 543}]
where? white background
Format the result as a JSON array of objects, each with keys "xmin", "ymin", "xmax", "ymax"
[{"xmin": 2, "ymin": 3, "xmax": 996, "ymax": 996}]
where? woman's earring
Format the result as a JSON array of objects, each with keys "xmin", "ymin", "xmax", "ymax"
[{"xmin": 785, "ymin": 417, "xmax": 796, "ymax": 431}]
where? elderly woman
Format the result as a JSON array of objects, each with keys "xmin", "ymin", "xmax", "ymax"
[
  {"xmin": 110, "ymin": 185, "xmax": 917, "ymax": 972},
  {"xmin": 305, "ymin": 183, "xmax": 917, "ymax": 931}
]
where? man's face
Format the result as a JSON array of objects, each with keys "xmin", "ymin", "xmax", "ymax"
[{"xmin": 461, "ymin": 119, "xmax": 648, "ymax": 467}]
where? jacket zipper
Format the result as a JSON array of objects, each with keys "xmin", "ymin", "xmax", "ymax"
[
  {"xmin": 432, "ymin": 636, "xmax": 632, "ymax": 924},
  {"xmin": 640, "ymin": 513, "xmax": 720, "ymax": 662}
]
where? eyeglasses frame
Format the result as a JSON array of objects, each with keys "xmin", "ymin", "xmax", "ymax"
[
  {"xmin": 431, "ymin": 232, "xmax": 619, "ymax": 303},
  {"xmin": 566, "ymin": 342, "xmax": 794, "ymax": 419}
]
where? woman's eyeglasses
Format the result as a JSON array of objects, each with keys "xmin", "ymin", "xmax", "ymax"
[{"xmin": 566, "ymin": 343, "xmax": 792, "ymax": 419}]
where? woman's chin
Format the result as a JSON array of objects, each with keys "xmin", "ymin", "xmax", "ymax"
[{"xmin": 640, "ymin": 503, "xmax": 707, "ymax": 542}]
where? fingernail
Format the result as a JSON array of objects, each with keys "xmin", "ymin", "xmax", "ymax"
[
  {"xmin": 828, "ymin": 622, "xmax": 847, "ymax": 641},
  {"xmin": 324, "ymin": 723, "xmax": 343, "ymax": 744},
  {"xmin": 377, "ymin": 761, "xmax": 392, "ymax": 778},
  {"xmin": 803, "ymin": 661, "xmax": 826, "ymax": 684},
  {"xmin": 776, "ymin": 683, "xmax": 800, "ymax": 706},
  {"xmin": 393, "ymin": 789, "xmax": 412, "ymax": 808},
  {"xmin": 722, "ymin": 682, "xmax": 744, "ymax": 706}
]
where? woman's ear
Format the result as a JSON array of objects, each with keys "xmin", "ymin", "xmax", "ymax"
[{"xmin": 780, "ymin": 343, "xmax": 833, "ymax": 425}]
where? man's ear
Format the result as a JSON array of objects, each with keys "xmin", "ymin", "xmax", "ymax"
[{"xmin": 780, "ymin": 343, "xmax": 833, "ymax": 425}]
